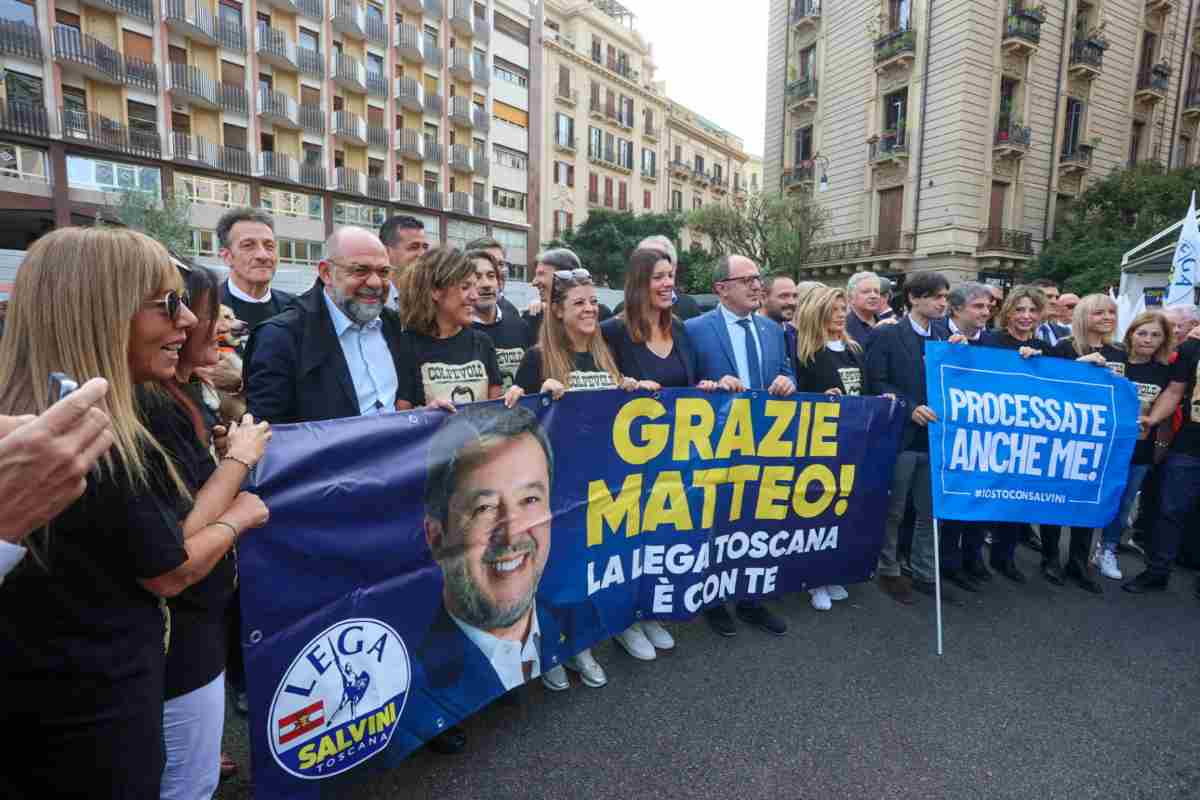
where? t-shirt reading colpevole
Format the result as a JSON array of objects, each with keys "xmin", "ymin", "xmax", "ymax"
[{"xmin": 398, "ymin": 327, "xmax": 502, "ymax": 407}]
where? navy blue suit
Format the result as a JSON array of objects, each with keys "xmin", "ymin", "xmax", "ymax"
[{"xmin": 684, "ymin": 306, "xmax": 794, "ymax": 388}]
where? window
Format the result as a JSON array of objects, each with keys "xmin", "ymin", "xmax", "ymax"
[
  {"xmin": 1062, "ymin": 97, "xmax": 1083, "ymax": 155},
  {"xmin": 493, "ymin": 11, "xmax": 529, "ymax": 44},
  {"xmin": 365, "ymin": 2, "xmax": 383, "ymax": 30},
  {"xmin": 604, "ymin": 176, "xmax": 613, "ymax": 207},
  {"xmin": 492, "ymin": 187, "xmax": 527, "ymax": 211},
  {"xmin": 368, "ymin": 158, "xmax": 384, "ymax": 179},
  {"xmin": 799, "ymin": 45, "xmax": 815, "ymax": 79},
  {"xmin": 671, "ymin": 189, "xmax": 682, "ymax": 211},
  {"xmin": 299, "ymin": 27, "xmax": 319, "ymax": 52},
  {"xmin": 553, "ymin": 160, "xmax": 574, "ymax": 186},
  {"xmin": 888, "ymin": 0, "xmax": 911, "ymax": 32},
  {"xmin": 643, "ymin": 189, "xmax": 651, "ymax": 210},
  {"xmin": 334, "ymin": 202, "xmax": 387, "ymax": 226},
  {"xmin": 588, "ymin": 171, "xmax": 598, "ymax": 201},
  {"xmin": 223, "ymin": 124, "xmax": 248, "ymax": 150},
  {"xmin": 604, "ymin": 132, "xmax": 615, "ymax": 162},
  {"xmin": 884, "ymin": 87, "xmax": 908, "ymax": 132},
  {"xmin": 187, "ymin": 229, "xmax": 218, "ymax": 258},
  {"xmin": 1130, "ymin": 121, "xmax": 1144, "ymax": 165},
  {"xmin": 552, "ymin": 209, "xmax": 573, "ymax": 237},
  {"xmin": 6, "ymin": 71, "xmax": 42, "ymax": 108},
  {"xmin": 494, "ymin": 58, "xmax": 528, "ymax": 87},
  {"xmin": 618, "ymin": 180, "xmax": 627, "ymax": 211},
  {"xmin": 694, "ymin": 154, "xmax": 705, "ymax": 174},
  {"xmin": 494, "ymin": 145, "xmax": 527, "ymax": 170},
  {"xmin": 0, "ymin": 142, "xmax": 48, "ymax": 182},
  {"xmin": 1140, "ymin": 31, "xmax": 1157, "ymax": 81},
  {"xmin": 588, "ymin": 126, "xmax": 602, "ymax": 159},
  {"xmin": 713, "ymin": 163, "xmax": 723, "ymax": 182},
  {"xmin": 277, "ymin": 238, "xmax": 324, "ymax": 266},
  {"xmin": 260, "ymin": 188, "xmax": 323, "ymax": 219},
  {"xmin": 558, "ymin": 64, "xmax": 571, "ymax": 94},
  {"xmin": 367, "ymin": 52, "xmax": 385, "ymax": 79},
  {"xmin": 794, "ymin": 125, "xmax": 813, "ymax": 163},
  {"xmin": 67, "ymin": 156, "xmax": 160, "ymax": 194},
  {"xmin": 174, "ymin": 174, "xmax": 250, "ymax": 207},
  {"xmin": 673, "ymin": 144, "xmax": 682, "ymax": 162},
  {"xmin": 999, "ymin": 77, "xmax": 1017, "ymax": 128},
  {"xmin": 618, "ymin": 139, "xmax": 633, "ymax": 169},
  {"xmin": 219, "ymin": 1, "xmax": 242, "ymax": 30},
  {"xmin": 641, "ymin": 148, "xmax": 656, "ymax": 175},
  {"xmin": 303, "ymin": 142, "xmax": 323, "ymax": 164}
]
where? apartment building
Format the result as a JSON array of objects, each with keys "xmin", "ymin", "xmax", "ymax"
[
  {"xmin": 0, "ymin": 0, "xmax": 531, "ymax": 270},
  {"xmin": 763, "ymin": 0, "xmax": 1200, "ymax": 289},
  {"xmin": 745, "ymin": 152, "xmax": 763, "ymax": 194}
]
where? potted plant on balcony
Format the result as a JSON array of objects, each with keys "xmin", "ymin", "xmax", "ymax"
[
  {"xmin": 1152, "ymin": 60, "xmax": 1171, "ymax": 78},
  {"xmin": 1085, "ymin": 20, "xmax": 1108, "ymax": 50},
  {"xmin": 1018, "ymin": 3, "xmax": 1046, "ymax": 22}
]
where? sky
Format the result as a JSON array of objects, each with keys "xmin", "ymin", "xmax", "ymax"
[{"xmin": 616, "ymin": 0, "xmax": 768, "ymax": 157}]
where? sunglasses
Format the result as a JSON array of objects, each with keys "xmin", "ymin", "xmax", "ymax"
[
  {"xmin": 149, "ymin": 290, "xmax": 191, "ymax": 321},
  {"xmin": 554, "ymin": 268, "xmax": 591, "ymax": 282}
]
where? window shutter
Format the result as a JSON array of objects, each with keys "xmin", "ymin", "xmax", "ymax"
[{"xmin": 568, "ymin": 165, "xmax": 575, "ymax": 187}]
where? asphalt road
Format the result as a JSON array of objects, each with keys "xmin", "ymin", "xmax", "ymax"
[{"xmin": 216, "ymin": 546, "xmax": 1200, "ymax": 800}]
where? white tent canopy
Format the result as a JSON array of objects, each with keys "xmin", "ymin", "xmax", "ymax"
[{"xmin": 1118, "ymin": 209, "xmax": 1199, "ymax": 306}]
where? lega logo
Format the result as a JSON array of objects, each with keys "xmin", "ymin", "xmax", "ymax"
[{"xmin": 268, "ymin": 618, "xmax": 410, "ymax": 780}]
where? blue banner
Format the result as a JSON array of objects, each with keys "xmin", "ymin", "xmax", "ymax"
[
  {"xmin": 238, "ymin": 389, "xmax": 905, "ymax": 798},
  {"xmin": 925, "ymin": 342, "xmax": 1140, "ymax": 528}
]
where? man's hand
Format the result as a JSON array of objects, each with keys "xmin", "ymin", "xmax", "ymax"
[
  {"xmin": 823, "ymin": 387, "xmax": 843, "ymax": 395},
  {"xmin": 911, "ymin": 405, "xmax": 938, "ymax": 426},
  {"xmin": 527, "ymin": 299, "xmax": 543, "ymax": 317},
  {"xmin": 502, "ymin": 385, "xmax": 524, "ymax": 408},
  {"xmin": 947, "ymin": 334, "xmax": 967, "ymax": 345},
  {"xmin": 717, "ymin": 375, "xmax": 746, "ymax": 392},
  {"xmin": 0, "ymin": 378, "xmax": 114, "ymax": 545},
  {"xmin": 424, "ymin": 398, "xmax": 457, "ymax": 414},
  {"xmin": 768, "ymin": 376, "xmax": 796, "ymax": 397}
]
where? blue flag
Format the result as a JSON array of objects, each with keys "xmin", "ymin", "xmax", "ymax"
[{"xmin": 925, "ymin": 342, "xmax": 1139, "ymax": 527}]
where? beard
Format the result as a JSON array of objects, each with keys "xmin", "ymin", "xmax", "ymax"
[
  {"xmin": 437, "ymin": 536, "xmax": 542, "ymax": 631},
  {"xmin": 333, "ymin": 284, "xmax": 383, "ymax": 325}
]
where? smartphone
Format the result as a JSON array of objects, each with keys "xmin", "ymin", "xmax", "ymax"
[{"xmin": 48, "ymin": 371, "xmax": 79, "ymax": 401}]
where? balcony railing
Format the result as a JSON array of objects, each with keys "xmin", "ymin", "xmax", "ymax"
[
  {"xmin": 0, "ymin": 21, "xmax": 42, "ymax": 61},
  {"xmin": 396, "ymin": 76, "xmax": 425, "ymax": 111},
  {"xmin": 332, "ymin": 110, "xmax": 367, "ymax": 144},
  {"xmin": 396, "ymin": 22, "xmax": 432, "ymax": 63},
  {"xmin": 395, "ymin": 128, "xmax": 425, "ymax": 160},
  {"xmin": 874, "ymin": 232, "xmax": 915, "ymax": 255},
  {"xmin": 994, "ymin": 116, "xmax": 1032, "ymax": 148},
  {"xmin": 259, "ymin": 150, "xmax": 299, "ymax": 183},
  {"xmin": 0, "ymin": 100, "xmax": 49, "ymax": 137},
  {"xmin": 367, "ymin": 72, "xmax": 387, "ymax": 98},
  {"xmin": 54, "ymin": 25, "xmax": 126, "ymax": 85},
  {"xmin": 870, "ymin": 127, "xmax": 912, "ymax": 160},
  {"xmin": 1059, "ymin": 145, "xmax": 1094, "ymax": 170},
  {"xmin": 126, "ymin": 56, "xmax": 158, "ymax": 91},
  {"xmin": 473, "ymin": 108, "xmax": 490, "ymax": 132},
  {"xmin": 556, "ymin": 85, "xmax": 578, "ymax": 105},
  {"xmin": 426, "ymin": 92, "xmax": 443, "ymax": 115},
  {"xmin": 394, "ymin": 180, "xmax": 423, "ymax": 206},
  {"xmin": 450, "ymin": 0, "xmax": 474, "ymax": 35},
  {"xmin": 298, "ymin": 47, "xmax": 323, "ymax": 78},
  {"xmin": 874, "ymin": 28, "xmax": 916, "ymax": 64},
  {"xmin": 642, "ymin": 167, "xmax": 657, "ymax": 180},
  {"xmin": 299, "ymin": 104, "xmax": 325, "ymax": 134},
  {"xmin": 258, "ymin": 88, "xmax": 300, "ymax": 128},
  {"xmin": 424, "ymin": 188, "xmax": 444, "ymax": 211},
  {"xmin": 807, "ymin": 237, "xmax": 874, "ymax": 264},
  {"xmin": 163, "ymin": 0, "xmax": 218, "ymax": 46},
  {"xmin": 169, "ymin": 133, "xmax": 250, "ymax": 173},
  {"xmin": 786, "ymin": 75, "xmax": 818, "ymax": 107},
  {"xmin": 554, "ymin": 134, "xmax": 576, "ymax": 152},
  {"xmin": 1185, "ymin": 88, "xmax": 1200, "ymax": 115},
  {"xmin": 63, "ymin": 109, "xmax": 161, "ymax": 157},
  {"xmin": 297, "ymin": 0, "xmax": 322, "ymax": 20},
  {"xmin": 169, "ymin": 62, "xmax": 219, "ymax": 108},
  {"xmin": 473, "ymin": 60, "xmax": 490, "ymax": 86},
  {"xmin": 449, "ymin": 143, "xmax": 476, "ymax": 172},
  {"xmin": 365, "ymin": 12, "xmax": 387, "ymax": 44},
  {"xmin": 300, "ymin": 162, "xmax": 325, "ymax": 187},
  {"xmin": 367, "ymin": 175, "xmax": 389, "ymax": 200},
  {"xmin": 1137, "ymin": 67, "xmax": 1170, "ymax": 95},
  {"xmin": 449, "ymin": 95, "xmax": 473, "ymax": 127},
  {"xmin": 1070, "ymin": 38, "xmax": 1105, "ymax": 72},
  {"xmin": 475, "ymin": 152, "xmax": 489, "ymax": 179},
  {"xmin": 791, "ymin": 0, "xmax": 820, "ymax": 25},
  {"xmin": 424, "ymin": 140, "xmax": 443, "ymax": 164},
  {"xmin": 333, "ymin": 165, "xmax": 366, "ymax": 195},
  {"xmin": 333, "ymin": 52, "xmax": 366, "ymax": 92},
  {"xmin": 644, "ymin": 123, "xmax": 660, "ymax": 140},
  {"xmin": 331, "ymin": 0, "xmax": 365, "ymax": 39},
  {"xmin": 257, "ymin": 23, "xmax": 298, "ymax": 69},
  {"xmin": 219, "ymin": 82, "xmax": 248, "ymax": 114},
  {"xmin": 783, "ymin": 163, "xmax": 814, "ymax": 188},
  {"xmin": 216, "ymin": 17, "xmax": 246, "ymax": 51},
  {"xmin": 1003, "ymin": 13, "xmax": 1042, "ymax": 46},
  {"xmin": 83, "ymin": 0, "xmax": 153, "ymax": 20},
  {"xmin": 449, "ymin": 47, "xmax": 472, "ymax": 81},
  {"xmin": 450, "ymin": 191, "xmax": 474, "ymax": 215},
  {"xmin": 979, "ymin": 228, "xmax": 1034, "ymax": 254},
  {"xmin": 367, "ymin": 124, "xmax": 388, "ymax": 149}
]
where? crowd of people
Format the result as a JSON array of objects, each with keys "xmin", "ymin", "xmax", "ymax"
[{"xmin": 0, "ymin": 206, "xmax": 1198, "ymax": 799}]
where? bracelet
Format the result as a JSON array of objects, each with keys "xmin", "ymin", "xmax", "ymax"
[
  {"xmin": 211, "ymin": 520, "xmax": 239, "ymax": 540},
  {"xmin": 222, "ymin": 455, "xmax": 253, "ymax": 470}
]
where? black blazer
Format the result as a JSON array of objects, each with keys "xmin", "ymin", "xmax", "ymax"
[
  {"xmin": 600, "ymin": 316, "xmax": 699, "ymax": 386},
  {"xmin": 864, "ymin": 316, "xmax": 948, "ymax": 451},
  {"xmin": 244, "ymin": 285, "xmax": 410, "ymax": 424}
]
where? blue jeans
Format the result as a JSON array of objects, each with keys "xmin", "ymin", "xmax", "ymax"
[
  {"xmin": 1101, "ymin": 462, "xmax": 1151, "ymax": 552},
  {"xmin": 1147, "ymin": 453, "xmax": 1200, "ymax": 577}
]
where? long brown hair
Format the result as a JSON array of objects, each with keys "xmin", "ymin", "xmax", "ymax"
[
  {"xmin": 1123, "ymin": 310, "xmax": 1174, "ymax": 364},
  {"xmin": 621, "ymin": 248, "xmax": 674, "ymax": 343},
  {"xmin": 794, "ymin": 286, "xmax": 861, "ymax": 366},
  {"xmin": 538, "ymin": 272, "xmax": 621, "ymax": 387},
  {"xmin": 397, "ymin": 246, "xmax": 476, "ymax": 336}
]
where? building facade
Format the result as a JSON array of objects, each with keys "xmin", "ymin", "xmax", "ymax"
[
  {"xmin": 764, "ymin": 0, "xmax": 1200, "ymax": 288},
  {"xmin": 0, "ymin": 0, "xmax": 531, "ymax": 271}
]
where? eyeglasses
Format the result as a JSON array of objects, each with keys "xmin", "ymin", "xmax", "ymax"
[
  {"xmin": 149, "ymin": 290, "xmax": 191, "ymax": 321},
  {"xmin": 554, "ymin": 268, "xmax": 591, "ymax": 282},
  {"xmin": 718, "ymin": 274, "xmax": 763, "ymax": 288},
  {"xmin": 334, "ymin": 261, "xmax": 393, "ymax": 282}
]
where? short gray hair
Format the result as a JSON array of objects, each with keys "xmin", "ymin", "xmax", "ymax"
[
  {"xmin": 1164, "ymin": 304, "xmax": 1200, "ymax": 323},
  {"xmin": 216, "ymin": 207, "xmax": 275, "ymax": 250},
  {"xmin": 847, "ymin": 271, "xmax": 880, "ymax": 296},
  {"xmin": 535, "ymin": 247, "xmax": 581, "ymax": 271},
  {"xmin": 712, "ymin": 254, "xmax": 734, "ymax": 284},
  {"xmin": 948, "ymin": 282, "xmax": 993, "ymax": 313},
  {"xmin": 638, "ymin": 235, "xmax": 677, "ymax": 265}
]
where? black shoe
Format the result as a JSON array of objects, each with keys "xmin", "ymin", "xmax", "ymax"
[
  {"xmin": 1126, "ymin": 538, "xmax": 1147, "ymax": 557},
  {"xmin": 426, "ymin": 725, "xmax": 467, "ymax": 755},
  {"xmin": 1021, "ymin": 532, "xmax": 1043, "ymax": 551},
  {"xmin": 1122, "ymin": 570, "xmax": 1168, "ymax": 594},
  {"xmin": 992, "ymin": 560, "xmax": 1027, "ymax": 583},
  {"xmin": 704, "ymin": 605, "xmax": 737, "ymax": 637},
  {"xmin": 1065, "ymin": 561, "xmax": 1103, "ymax": 595},
  {"xmin": 734, "ymin": 603, "xmax": 787, "ymax": 635},
  {"xmin": 913, "ymin": 579, "xmax": 959, "ymax": 604},
  {"xmin": 964, "ymin": 560, "xmax": 993, "ymax": 582},
  {"xmin": 1041, "ymin": 561, "xmax": 1065, "ymax": 586},
  {"xmin": 942, "ymin": 568, "xmax": 981, "ymax": 593}
]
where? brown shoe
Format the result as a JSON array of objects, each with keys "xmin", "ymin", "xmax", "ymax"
[{"xmin": 879, "ymin": 574, "xmax": 915, "ymax": 605}]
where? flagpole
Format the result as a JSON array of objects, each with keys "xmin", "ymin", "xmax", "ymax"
[{"xmin": 933, "ymin": 517, "xmax": 943, "ymax": 656}]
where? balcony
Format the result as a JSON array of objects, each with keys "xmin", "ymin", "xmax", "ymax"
[
  {"xmin": 394, "ymin": 180, "xmax": 424, "ymax": 206},
  {"xmin": 1135, "ymin": 65, "xmax": 1171, "ymax": 104},
  {"xmin": 365, "ymin": 12, "xmax": 387, "ymax": 45},
  {"xmin": 367, "ymin": 72, "xmax": 388, "ymax": 99},
  {"xmin": 298, "ymin": 47, "xmax": 324, "ymax": 78},
  {"xmin": 333, "ymin": 52, "xmax": 366, "ymax": 93},
  {"xmin": 473, "ymin": 107, "xmax": 490, "ymax": 132},
  {"xmin": 556, "ymin": 85, "xmax": 578, "ymax": 106},
  {"xmin": 300, "ymin": 162, "xmax": 325, "ymax": 188},
  {"xmin": 449, "ymin": 191, "xmax": 475, "ymax": 215},
  {"xmin": 332, "ymin": 110, "xmax": 367, "ymax": 145},
  {"xmin": 396, "ymin": 22, "xmax": 432, "ymax": 64},
  {"xmin": 449, "ymin": 95, "xmax": 474, "ymax": 128},
  {"xmin": 78, "ymin": 0, "xmax": 153, "ymax": 22},
  {"xmin": 870, "ymin": 127, "xmax": 913, "ymax": 163},
  {"xmin": 783, "ymin": 163, "xmax": 813, "ymax": 191},
  {"xmin": 0, "ymin": 100, "xmax": 49, "ymax": 138},
  {"xmin": 1069, "ymin": 38, "xmax": 1105, "ymax": 79},
  {"xmin": 427, "ymin": 93, "xmax": 443, "ymax": 115},
  {"xmin": 333, "ymin": 166, "xmax": 366, "ymax": 195},
  {"xmin": 299, "ymin": 104, "xmax": 325, "ymax": 134},
  {"xmin": 691, "ymin": 168, "xmax": 710, "ymax": 186},
  {"xmin": 297, "ymin": 0, "xmax": 322, "ymax": 17},
  {"xmin": 395, "ymin": 128, "xmax": 425, "ymax": 160},
  {"xmin": 546, "ymin": 31, "xmax": 575, "ymax": 51},
  {"xmin": 786, "ymin": 75, "xmax": 818, "ymax": 111},
  {"xmin": 978, "ymin": 228, "xmax": 1034, "ymax": 256},
  {"xmin": 331, "ymin": 0, "xmax": 365, "ymax": 40},
  {"xmin": 398, "ymin": 0, "xmax": 424, "ymax": 11},
  {"xmin": 127, "ymin": 56, "xmax": 159, "ymax": 91},
  {"xmin": 258, "ymin": 0, "xmax": 299, "ymax": 12},
  {"xmin": 424, "ymin": 140, "xmax": 443, "ymax": 164},
  {"xmin": 449, "ymin": 143, "xmax": 476, "ymax": 173},
  {"xmin": 1059, "ymin": 145, "xmax": 1093, "ymax": 174},
  {"xmin": 712, "ymin": 177, "xmax": 730, "ymax": 194},
  {"xmin": 1002, "ymin": 11, "xmax": 1042, "ymax": 55},
  {"xmin": 474, "ymin": 17, "xmax": 489, "ymax": 44},
  {"xmin": 54, "ymin": 26, "xmax": 126, "ymax": 86},
  {"xmin": 169, "ymin": 133, "xmax": 251, "ymax": 173},
  {"xmin": 874, "ymin": 232, "xmax": 915, "ymax": 256},
  {"xmin": 1146, "ymin": 0, "xmax": 1175, "ymax": 13},
  {"xmin": 603, "ymin": 56, "xmax": 638, "ymax": 83},
  {"xmin": 424, "ymin": 188, "xmax": 444, "ymax": 211},
  {"xmin": 169, "ymin": 63, "xmax": 220, "ymax": 109},
  {"xmin": 643, "ymin": 123, "xmax": 660, "ymax": 141},
  {"xmin": 807, "ymin": 236, "xmax": 874, "ymax": 264},
  {"xmin": 473, "ymin": 60, "xmax": 490, "ymax": 87},
  {"xmin": 256, "ymin": 23, "xmax": 298, "ymax": 71},
  {"xmin": 1184, "ymin": 89, "xmax": 1200, "ymax": 120},
  {"xmin": 475, "ymin": 153, "xmax": 489, "ymax": 179},
  {"xmin": 0, "ymin": 21, "xmax": 42, "ymax": 62},
  {"xmin": 669, "ymin": 160, "xmax": 692, "ymax": 179},
  {"xmin": 367, "ymin": 175, "xmax": 389, "ymax": 200},
  {"xmin": 588, "ymin": 98, "xmax": 605, "ymax": 121},
  {"xmin": 258, "ymin": 88, "xmax": 301, "ymax": 130},
  {"xmin": 62, "ymin": 109, "xmax": 160, "ymax": 156},
  {"xmin": 259, "ymin": 151, "xmax": 299, "ymax": 183},
  {"xmin": 449, "ymin": 48, "xmax": 473, "ymax": 82},
  {"xmin": 450, "ymin": 0, "xmax": 474, "ymax": 36},
  {"xmin": 396, "ymin": 77, "xmax": 425, "ymax": 112},
  {"xmin": 874, "ymin": 28, "xmax": 916, "ymax": 72},
  {"xmin": 993, "ymin": 116, "xmax": 1032, "ymax": 157},
  {"xmin": 642, "ymin": 167, "xmax": 657, "ymax": 182},
  {"xmin": 216, "ymin": 17, "xmax": 246, "ymax": 51},
  {"xmin": 367, "ymin": 124, "xmax": 388, "ymax": 149},
  {"xmin": 163, "ymin": 0, "xmax": 218, "ymax": 46},
  {"xmin": 554, "ymin": 134, "xmax": 576, "ymax": 153},
  {"xmin": 791, "ymin": 0, "xmax": 820, "ymax": 29}
]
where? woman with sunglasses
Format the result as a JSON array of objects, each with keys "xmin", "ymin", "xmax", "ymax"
[
  {"xmin": 145, "ymin": 262, "xmax": 272, "ymax": 798},
  {"xmin": 514, "ymin": 266, "xmax": 648, "ymax": 691},
  {"xmin": 0, "ymin": 227, "xmax": 269, "ymax": 799}
]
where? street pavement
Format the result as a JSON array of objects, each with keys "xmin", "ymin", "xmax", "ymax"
[{"xmin": 216, "ymin": 545, "xmax": 1200, "ymax": 800}]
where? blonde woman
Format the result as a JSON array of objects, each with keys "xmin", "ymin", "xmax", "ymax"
[
  {"xmin": 793, "ymin": 286, "xmax": 863, "ymax": 610},
  {"xmin": 0, "ymin": 227, "xmax": 269, "ymax": 799}
]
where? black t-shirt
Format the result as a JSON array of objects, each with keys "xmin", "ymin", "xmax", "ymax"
[
  {"xmin": 1169, "ymin": 339, "xmax": 1200, "ymax": 456},
  {"xmin": 638, "ymin": 344, "xmax": 689, "ymax": 389},
  {"xmin": 1049, "ymin": 339, "xmax": 1128, "ymax": 375},
  {"xmin": 515, "ymin": 347, "xmax": 618, "ymax": 395},
  {"xmin": 0, "ymin": 447, "xmax": 189, "ymax": 719},
  {"xmin": 473, "ymin": 311, "xmax": 531, "ymax": 391},
  {"xmin": 796, "ymin": 344, "xmax": 865, "ymax": 396},
  {"xmin": 982, "ymin": 330, "xmax": 1054, "ymax": 354},
  {"xmin": 398, "ymin": 327, "xmax": 502, "ymax": 407},
  {"xmin": 523, "ymin": 310, "xmax": 544, "ymax": 343},
  {"xmin": 1125, "ymin": 359, "xmax": 1172, "ymax": 464}
]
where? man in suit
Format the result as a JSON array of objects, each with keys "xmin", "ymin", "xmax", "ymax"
[
  {"xmin": 379, "ymin": 215, "xmax": 431, "ymax": 311},
  {"xmin": 245, "ymin": 226, "xmax": 417, "ymax": 424},
  {"xmin": 216, "ymin": 208, "xmax": 296, "ymax": 349},
  {"xmin": 466, "ymin": 235, "xmax": 522, "ymax": 321},
  {"xmin": 865, "ymin": 271, "xmax": 954, "ymax": 606},
  {"xmin": 760, "ymin": 275, "xmax": 799, "ymax": 377},
  {"xmin": 846, "ymin": 270, "xmax": 898, "ymax": 346},
  {"xmin": 685, "ymin": 254, "xmax": 795, "ymax": 638},
  {"xmin": 1032, "ymin": 278, "xmax": 1070, "ymax": 345}
]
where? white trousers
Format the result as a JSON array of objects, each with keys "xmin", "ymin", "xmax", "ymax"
[{"xmin": 161, "ymin": 670, "xmax": 226, "ymax": 800}]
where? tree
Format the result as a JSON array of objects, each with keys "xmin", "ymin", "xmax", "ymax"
[
  {"xmin": 685, "ymin": 192, "xmax": 828, "ymax": 279},
  {"xmin": 1033, "ymin": 162, "xmax": 1200, "ymax": 295},
  {"xmin": 547, "ymin": 209, "xmax": 692, "ymax": 288},
  {"xmin": 105, "ymin": 189, "xmax": 194, "ymax": 257}
]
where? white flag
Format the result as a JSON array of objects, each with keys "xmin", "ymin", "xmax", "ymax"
[{"xmin": 1167, "ymin": 191, "xmax": 1199, "ymax": 307}]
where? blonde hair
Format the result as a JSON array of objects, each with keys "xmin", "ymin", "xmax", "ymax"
[
  {"xmin": 794, "ymin": 286, "xmax": 861, "ymax": 366},
  {"xmin": 998, "ymin": 285, "xmax": 1046, "ymax": 332},
  {"xmin": 0, "ymin": 226, "xmax": 190, "ymax": 561},
  {"xmin": 397, "ymin": 246, "xmax": 476, "ymax": 336},
  {"xmin": 1123, "ymin": 310, "xmax": 1174, "ymax": 365},
  {"xmin": 1067, "ymin": 293, "xmax": 1119, "ymax": 356},
  {"xmin": 539, "ymin": 274, "xmax": 621, "ymax": 387}
]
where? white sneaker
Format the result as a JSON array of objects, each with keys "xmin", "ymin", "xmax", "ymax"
[
  {"xmin": 565, "ymin": 648, "xmax": 607, "ymax": 688},
  {"xmin": 809, "ymin": 586, "xmax": 832, "ymax": 611},
  {"xmin": 1098, "ymin": 548, "xmax": 1123, "ymax": 580},
  {"xmin": 639, "ymin": 620, "xmax": 675, "ymax": 650},
  {"xmin": 541, "ymin": 664, "xmax": 569, "ymax": 692},
  {"xmin": 615, "ymin": 624, "xmax": 656, "ymax": 661},
  {"xmin": 827, "ymin": 584, "xmax": 849, "ymax": 601}
]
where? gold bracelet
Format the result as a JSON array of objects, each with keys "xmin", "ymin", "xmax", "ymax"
[
  {"xmin": 211, "ymin": 520, "xmax": 239, "ymax": 540},
  {"xmin": 222, "ymin": 455, "xmax": 253, "ymax": 470}
]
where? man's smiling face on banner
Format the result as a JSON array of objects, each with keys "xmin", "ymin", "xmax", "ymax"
[{"xmin": 426, "ymin": 433, "xmax": 552, "ymax": 635}]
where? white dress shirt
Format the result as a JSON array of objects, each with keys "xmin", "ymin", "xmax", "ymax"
[
  {"xmin": 450, "ymin": 603, "xmax": 542, "ymax": 691},
  {"xmin": 321, "ymin": 291, "xmax": 399, "ymax": 416},
  {"xmin": 909, "ymin": 315, "xmax": 931, "ymax": 338},
  {"xmin": 718, "ymin": 303, "xmax": 765, "ymax": 387},
  {"xmin": 226, "ymin": 278, "xmax": 273, "ymax": 304},
  {"xmin": 0, "ymin": 539, "xmax": 25, "ymax": 584}
]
